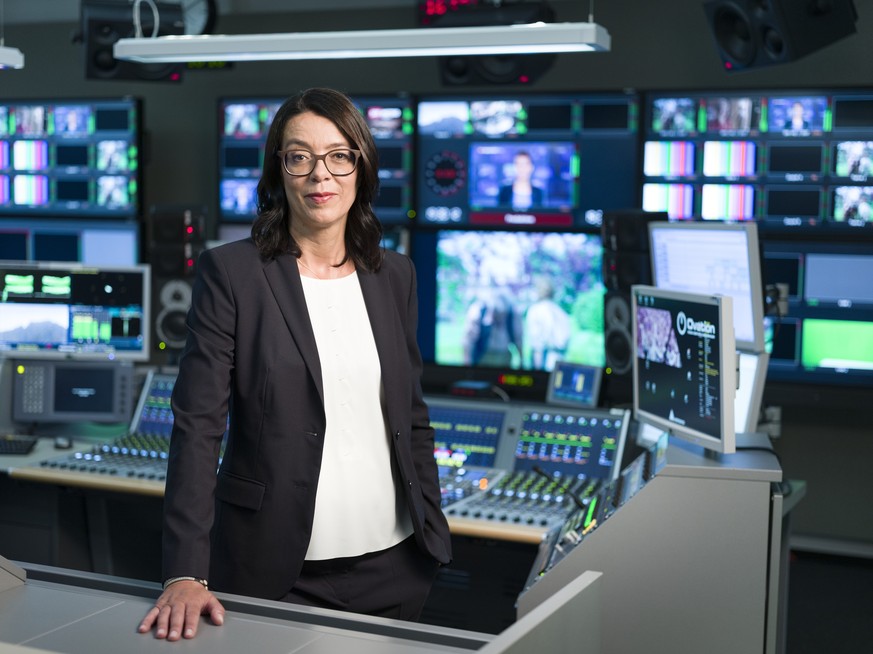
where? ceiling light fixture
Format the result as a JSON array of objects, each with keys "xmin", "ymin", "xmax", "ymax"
[
  {"xmin": 0, "ymin": 0, "xmax": 23, "ymax": 69},
  {"xmin": 112, "ymin": 21, "xmax": 610, "ymax": 63},
  {"xmin": 0, "ymin": 43, "xmax": 23, "ymax": 69}
]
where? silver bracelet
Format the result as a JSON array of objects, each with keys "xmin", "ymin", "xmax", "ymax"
[{"xmin": 162, "ymin": 576, "xmax": 208, "ymax": 591}]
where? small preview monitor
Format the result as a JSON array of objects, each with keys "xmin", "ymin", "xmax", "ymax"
[
  {"xmin": 632, "ymin": 285, "xmax": 736, "ymax": 455},
  {"xmin": 648, "ymin": 220, "xmax": 765, "ymax": 353},
  {"xmin": 12, "ymin": 358, "xmax": 134, "ymax": 424},
  {"xmin": 546, "ymin": 360, "xmax": 602, "ymax": 409}
]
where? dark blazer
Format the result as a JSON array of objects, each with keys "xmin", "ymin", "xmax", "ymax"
[
  {"xmin": 162, "ymin": 238, "xmax": 452, "ymax": 601},
  {"xmin": 497, "ymin": 184, "xmax": 544, "ymax": 208}
]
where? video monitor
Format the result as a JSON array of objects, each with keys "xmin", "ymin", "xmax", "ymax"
[
  {"xmin": 0, "ymin": 218, "xmax": 139, "ymax": 265},
  {"xmin": 412, "ymin": 228, "xmax": 605, "ymax": 379},
  {"xmin": 649, "ymin": 221, "xmax": 766, "ymax": 352},
  {"xmin": 833, "ymin": 141, "xmax": 873, "ymax": 179},
  {"xmin": 650, "ymin": 97, "xmax": 698, "ymax": 136},
  {"xmin": 632, "ymin": 285, "xmax": 736, "ymax": 455},
  {"xmin": 703, "ymin": 95, "xmax": 763, "ymax": 135},
  {"xmin": 641, "ymin": 183, "xmax": 695, "ymax": 220},
  {"xmin": 767, "ymin": 96, "xmax": 828, "ymax": 134},
  {"xmin": 763, "ymin": 241, "xmax": 873, "ymax": 386},
  {"xmin": 12, "ymin": 359, "xmax": 134, "ymax": 424},
  {"xmin": 416, "ymin": 92, "xmax": 639, "ymax": 229},
  {"xmin": 832, "ymin": 185, "xmax": 873, "ymax": 224},
  {"xmin": 512, "ymin": 406, "xmax": 629, "ymax": 481},
  {"xmin": 0, "ymin": 260, "xmax": 150, "ymax": 361},
  {"xmin": 427, "ymin": 399, "xmax": 507, "ymax": 469},
  {"xmin": 0, "ymin": 97, "xmax": 141, "ymax": 218},
  {"xmin": 217, "ymin": 95, "xmax": 415, "ymax": 224},
  {"xmin": 546, "ymin": 361, "xmax": 602, "ymax": 409}
]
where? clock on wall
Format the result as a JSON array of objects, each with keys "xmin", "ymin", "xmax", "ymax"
[{"xmin": 179, "ymin": 0, "xmax": 218, "ymax": 35}]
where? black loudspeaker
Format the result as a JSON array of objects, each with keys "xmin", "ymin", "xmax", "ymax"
[
  {"xmin": 702, "ymin": 0, "xmax": 858, "ymax": 72},
  {"xmin": 601, "ymin": 211, "xmax": 667, "ymax": 405},
  {"xmin": 81, "ymin": 0, "xmax": 185, "ymax": 81},
  {"xmin": 147, "ymin": 205, "xmax": 206, "ymax": 365},
  {"xmin": 439, "ymin": 53, "xmax": 557, "ymax": 86},
  {"xmin": 427, "ymin": 2, "xmax": 557, "ymax": 86}
]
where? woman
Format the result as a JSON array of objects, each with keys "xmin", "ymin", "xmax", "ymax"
[{"xmin": 138, "ymin": 88, "xmax": 452, "ymax": 641}]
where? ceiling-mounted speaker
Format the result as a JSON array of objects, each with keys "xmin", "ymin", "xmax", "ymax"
[
  {"xmin": 82, "ymin": 0, "xmax": 185, "ymax": 81},
  {"xmin": 438, "ymin": 52, "xmax": 557, "ymax": 86},
  {"xmin": 703, "ymin": 0, "xmax": 858, "ymax": 72},
  {"xmin": 427, "ymin": 2, "xmax": 558, "ymax": 86}
]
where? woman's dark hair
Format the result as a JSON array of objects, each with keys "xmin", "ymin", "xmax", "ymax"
[{"xmin": 252, "ymin": 87, "xmax": 383, "ymax": 272}]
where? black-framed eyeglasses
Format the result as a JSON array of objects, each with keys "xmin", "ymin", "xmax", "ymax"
[{"xmin": 276, "ymin": 148, "xmax": 361, "ymax": 177}]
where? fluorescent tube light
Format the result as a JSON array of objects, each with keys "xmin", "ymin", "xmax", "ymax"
[
  {"xmin": 0, "ymin": 44, "xmax": 24, "ymax": 69},
  {"xmin": 113, "ymin": 22, "xmax": 610, "ymax": 63}
]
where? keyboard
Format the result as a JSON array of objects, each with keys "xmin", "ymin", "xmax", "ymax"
[{"xmin": 0, "ymin": 434, "xmax": 39, "ymax": 455}]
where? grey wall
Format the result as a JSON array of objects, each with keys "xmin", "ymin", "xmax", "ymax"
[{"xmin": 2, "ymin": 1, "xmax": 872, "ymax": 551}]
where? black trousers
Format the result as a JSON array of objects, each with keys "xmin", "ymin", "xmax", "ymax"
[{"xmin": 282, "ymin": 536, "xmax": 439, "ymax": 621}]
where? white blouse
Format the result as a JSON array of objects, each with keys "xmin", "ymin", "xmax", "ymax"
[{"xmin": 300, "ymin": 272, "xmax": 413, "ymax": 560}]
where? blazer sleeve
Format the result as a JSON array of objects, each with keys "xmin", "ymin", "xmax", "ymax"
[{"xmin": 162, "ymin": 247, "xmax": 236, "ymax": 582}]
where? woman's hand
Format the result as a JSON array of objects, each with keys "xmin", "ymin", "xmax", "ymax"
[{"xmin": 138, "ymin": 580, "xmax": 226, "ymax": 641}]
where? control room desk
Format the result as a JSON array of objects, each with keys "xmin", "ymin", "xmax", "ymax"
[
  {"xmin": 0, "ymin": 558, "xmax": 602, "ymax": 654},
  {"xmin": 517, "ymin": 435, "xmax": 799, "ymax": 654}
]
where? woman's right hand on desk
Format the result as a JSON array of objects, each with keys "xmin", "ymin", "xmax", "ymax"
[{"xmin": 138, "ymin": 580, "xmax": 226, "ymax": 641}]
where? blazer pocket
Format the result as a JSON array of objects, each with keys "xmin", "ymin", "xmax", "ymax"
[{"xmin": 215, "ymin": 469, "xmax": 266, "ymax": 511}]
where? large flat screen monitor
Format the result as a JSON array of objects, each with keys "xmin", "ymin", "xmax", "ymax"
[
  {"xmin": 416, "ymin": 92, "xmax": 639, "ymax": 229},
  {"xmin": 0, "ymin": 97, "xmax": 142, "ymax": 219},
  {"xmin": 217, "ymin": 95, "xmax": 415, "ymax": 225},
  {"xmin": 413, "ymin": 228, "xmax": 605, "ymax": 384},
  {"xmin": 0, "ymin": 260, "xmax": 150, "ymax": 361},
  {"xmin": 632, "ymin": 285, "xmax": 736, "ymax": 454},
  {"xmin": 649, "ymin": 220, "xmax": 765, "ymax": 352}
]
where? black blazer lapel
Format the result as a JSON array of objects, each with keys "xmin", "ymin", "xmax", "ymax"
[
  {"xmin": 358, "ymin": 269, "xmax": 404, "ymax": 413},
  {"xmin": 262, "ymin": 254, "xmax": 325, "ymax": 406}
]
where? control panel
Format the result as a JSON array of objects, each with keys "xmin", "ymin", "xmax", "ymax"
[
  {"xmin": 429, "ymin": 396, "xmax": 631, "ymax": 542},
  {"xmin": 36, "ymin": 371, "xmax": 177, "ymax": 486}
]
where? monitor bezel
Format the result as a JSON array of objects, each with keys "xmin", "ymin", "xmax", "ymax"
[
  {"xmin": 648, "ymin": 220, "xmax": 766, "ymax": 353},
  {"xmin": 631, "ymin": 284, "xmax": 736, "ymax": 455},
  {"xmin": 0, "ymin": 259, "xmax": 152, "ymax": 362},
  {"xmin": 735, "ymin": 350, "xmax": 769, "ymax": 434}
]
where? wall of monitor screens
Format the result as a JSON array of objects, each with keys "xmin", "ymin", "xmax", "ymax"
[
  {"xmin": 762, "ymin": 240, "xmax": 873, "ymax": 386},
  {"xmin": 641, "ymin": 89, "xmax": 873, "ymax": 232},
  {"xmin": 3, "ymin": 87, "xmax": 870, "ymax": 396},
  {"xmin": 0, "ymin": 97, "xmax": 142, "ymax": 220},
  {"xmin": 217, "ymin": 95, "xmax": 416, "ymax": 225}
]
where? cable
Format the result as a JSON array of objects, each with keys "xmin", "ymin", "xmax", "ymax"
[{"xmin": 133, "ymin": 0, "xmax": 161, "ymax": 39}]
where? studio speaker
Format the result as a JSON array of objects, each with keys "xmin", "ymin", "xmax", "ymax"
[
  {"xmin": 147, "ymin": 205, "xmax": 206, "ymax": 365},
  {"xmin": 81, "ymin": 0, "xmax": 185, "ymax": 81},
  {"xmin": 601, "ymin": 210, "xmax": 667, "ymax": 405},
  {"xmin": 438, "ymin": 53, "xmax": 557, "ymax": 86},
  {"xmin": 702, "ymin": 0, "xmax": 858, "ymax": 71},
  {"xmin": 426, "ymin": 2, "xmax": 557, "ymax": 86}
]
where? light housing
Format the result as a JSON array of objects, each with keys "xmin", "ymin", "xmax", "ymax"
[
  {"xmin": 113, "ymin": 22, "xmax": 611, "ymax": 63},
  {"xmin": 0, "ymin": 44, "xmax": 23, "ymax": 69}
]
